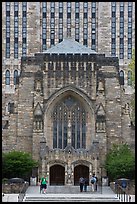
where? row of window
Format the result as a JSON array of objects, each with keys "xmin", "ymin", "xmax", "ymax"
[
  {"xmin": 5, "ymin": 69, "xmax": 132, "ymax": 86},
  {"xmin": 6, "ymin": 2, "xmax": 27, "ymax": 58},
  {"xmin": 5, "ymin": 70, "xmax": 18, "ymax": 85},
  {"xmin": 119, "ymin": 70, "xmax": 132, "ymax": 86},
  {"xmin": 5, "ymin": 2, "xmax": 133, "ymax": 58},
  {"xmin": 111, "ymin": 2, "xmax": 133, "ymax": 59}
]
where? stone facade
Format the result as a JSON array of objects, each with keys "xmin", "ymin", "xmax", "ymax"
[
  {"xmin": 2, "ymin": 2, "xmax": 135, "ymax": 185},
  {"xmin": 2, "ymin": 38, "xmax": 135, "ymax": 185}
]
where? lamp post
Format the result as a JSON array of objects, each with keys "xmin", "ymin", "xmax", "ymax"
[{"xmin": 100, "ymin": 166, "xmax": 103, "ymax": 194}]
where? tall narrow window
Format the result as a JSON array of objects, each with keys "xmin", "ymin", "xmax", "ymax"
[
  {"xmin": 128, "ymin": 2, "xmax": 132, "ymax": 59},
  {"xmin": 59, "ymin": 2, "xmax": 63, "ymax": 43},
  {"xmin": 6, "ymin": 2, "xmax": 10, "ymax": 58},
  {"xmin": 119, "ymin": 2, "xmax": 124, "ymax": 59},
  {"xmin": 42, "ymin": 2, "xmax": 47, "ymax": 50},
  {"xmin": 50, "ymin": 2, "xmax": 55, "ymax": 46},
  {"xmin": 91, "ymin": 2, "xmax": 96, "ymax": 50},
  {"xmin": 83, "ymin": 2, "xmax": 88, "ymax": 46},
  {"xmin": 5, "ymin": 70, "xmax": 10, "ymax": 85},
  {"xmin": 67, "ymin": 2, "xmax": 71, "ymax": 37},
  {"xmin": 14, "ymin": 2, "xmax": 19, "ymax": 58},
  {"xmin": 22, "ymin": 2, "xmax": 27, "ymax": 56},
  {"xmin": 127, "ymin": 70, "xmax": 132, "ymax": 86},
  {"xmin": 119, "ymin": 70, "xmax": 124, "ymax": 85},
  {"xmin": 111, "ymin": 2, "xmax": 116, "ymax": 56},
  {"xmin": 75, "ymin": 2, "xmax": 79, "ymax": 42},
  {"xmin": 14, "ymin": 70, "xmax": 18, "ymax": 85}
]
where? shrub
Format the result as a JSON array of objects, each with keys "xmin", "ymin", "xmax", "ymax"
[{"xmin": 104, "ymin": 143, "xmax": 135, "ymax": 182}]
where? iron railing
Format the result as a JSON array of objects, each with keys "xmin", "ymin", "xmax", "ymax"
[
  {"xmin": 115, "ymin": 183, "xmax": 131, "ymax": 202},
  {"xmin": 18, "ymin": 182, "xmax": 29, "ymax": 202}
]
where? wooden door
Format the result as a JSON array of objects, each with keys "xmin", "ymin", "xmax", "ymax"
[
  {"xmin": 74, "ymin": 165, "xmax": 89, "ymax": 185},
  {"xmin": 50, "ymin": 165, "xmax": 65, "ymax": 185}
]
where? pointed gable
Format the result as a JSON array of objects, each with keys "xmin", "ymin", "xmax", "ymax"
[
  {"xmin": 34, "ymin": 103, "xmax": 43, "ymax": 116},
  {"xmin": 43, "ymin": 38, "xmax": 96, "ymax": 54},
  {"xmin": 96, "ymin": 103, "xmax": 105, "ymax": 116}
]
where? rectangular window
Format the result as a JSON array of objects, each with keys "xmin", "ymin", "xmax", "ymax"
[
  {"xmin": 119, "ymin": 2, "xmax": 124, "ymax": 59},
  {"xmin": 6, "ymin": 2, "xmax": 10, "ymax": 58},
  {"xmin": 111, "ymin": 2, "xmax": 116, "ymax": 56},
  {"xmin": 91, "ymin": 2, "xmax": 96, "ymax": 50},
  {"xmin": 59, "ymin": 12, "xmax": 63, "ymax": 18},
  {"xmin": 128, "ymin": 2, "xmax": 132, "ymax": 59},
  {"xmin": 42, "ymin": 2, "xmax": 47, "ymax": 50},
  {"xmin": 14, "ymin": 2, "xmax": 18, "ymax": 58},
  {"xmin": 75, "ymin": 3, "xmax": 79, "ymax": 44},
  {"xmin": 22, "ymin": 2, "xmax": 27, "ymax": 56},
  {"xmin": 67, "ymin": 2, "xmax": 71, "ymax": 37},
  {"xmin": 50, "ymin": 2, "xmax": 55, "ymax": 46}
]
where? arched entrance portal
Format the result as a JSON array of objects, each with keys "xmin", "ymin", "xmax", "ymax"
[
  {"xmin": 50, "ymin": 165, "xmax": 65, "ymax": 185},
  {"xmin": 74, "ymin": 165, "xmax": 89, "ymax": 185}
]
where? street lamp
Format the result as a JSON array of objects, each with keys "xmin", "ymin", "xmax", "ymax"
[{"xmin": 100, "ymin": 166, "xmax": 103, "ymax": 194}]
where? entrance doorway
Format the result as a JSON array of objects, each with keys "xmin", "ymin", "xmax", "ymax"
[
  {"xmin": 74, "ymin": 165, "xmax": 89, "ymax": 185},
  {"xmin": 50, "ymin": 164, "xmax": 65, "ymax": 185}
]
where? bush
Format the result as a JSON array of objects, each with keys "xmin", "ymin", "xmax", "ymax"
[
  {"xmin": 2, "ymin": 150, "xmax": 38, "ymax": 180},
  {"xmin": 2, "ymin": 178, "xmax": 9, "ymax": 184},
  {"xmin": 104, "ymin": 143, "xmax": 135, "ymax": 182}
]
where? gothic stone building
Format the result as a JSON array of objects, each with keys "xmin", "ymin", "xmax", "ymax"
[{"xmin": 2, "ymin": 39, "xmax": 134, "ymax": 185}]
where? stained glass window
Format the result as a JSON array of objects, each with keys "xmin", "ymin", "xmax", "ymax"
[{"xmin": 52, "ymin": 96, "xmax": 86, "ymax": 149}]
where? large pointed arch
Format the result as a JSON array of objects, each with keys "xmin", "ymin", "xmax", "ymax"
[{"xmin": 44, "ymin": 85, "xmax": 96, "ymax": 150}]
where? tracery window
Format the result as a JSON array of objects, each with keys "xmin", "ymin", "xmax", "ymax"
[
  {"xmin": 14, "ymin": 70, "xmax": 18, "ymax": 85},
  {"xmin": 52, "ymin": 96, "xmax": 86, "ymax": 149},
  {"xmin": 5, "ymin": 70, "xmax": 10, "ymax": 85},
  {"xmin": 127, "ymin": 70, "xmax": 132, "ymax": 86},
  {"xmin": 119, "ymin": 70, "xmax": 124, "ymax": 85}
]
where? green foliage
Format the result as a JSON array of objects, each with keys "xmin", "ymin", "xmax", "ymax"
[
  {"xmin": 104, "ymin": 143, "xmax": 135, "ymax": 182},
  {"xmin": 129, "ymin": 49, "xmax": 135, "ymax": 88},
  {"xmin": 2, "ymin": 178, "xmax": 9, "ymax": 184},
  {"xmin": 2, "ymin": 150, "xmax": 38, "ymax": 179}
]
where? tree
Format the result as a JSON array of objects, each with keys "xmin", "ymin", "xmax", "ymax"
[
  {"xmin": 104, "ymin": 143, "xmax": 135, "ymax": 182},
  {"xmin": 2, "ymin": 150, "xmax": 38, "ymax": 180},
  {"xmin": 129, "ymin": 49, "xmax": 135, "ymax": 88},
  {"xmin": 128, "ymin": 49, "xmax": 135, "ymax": 126}
]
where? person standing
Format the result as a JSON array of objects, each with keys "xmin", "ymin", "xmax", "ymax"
[
  {"xmin": 94, "ymin": 175, "xmax": 98, "ymax": 191},
  {"xmin": 83, "ymin": 177, "xmax": 89, "ymax": 192},
  {"xmin": 90, "ymin": 173, "xmax": 96, "ymax": 192},
  {"xmin": 40, "ymin": 175, "xmax": 48, "ymax": 194},
  {"xmin": 79, "ymin": 176, "xmax": 84, "ymax": 192}
]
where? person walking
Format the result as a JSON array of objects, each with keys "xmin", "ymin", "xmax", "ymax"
[
  {"xmin": 40, "ymin": 175, "xmax": 48, "ymax": 194},
  {"xmin": 79, "ymin": 176, "xmax": 84, "ymax": 192}
]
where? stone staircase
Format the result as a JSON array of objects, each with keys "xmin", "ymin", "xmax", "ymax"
[
  {"xmin": 23, "ymin": 186, "xmax": 120, "ymax": 202},
  {"xmin": 23, "ymin": 194, "xmax": 120, "ymax": 202}
]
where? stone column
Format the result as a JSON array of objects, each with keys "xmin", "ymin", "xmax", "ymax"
[{"xmin": 41, "ymin": 158, "xmax": 45, "ymax": 176}]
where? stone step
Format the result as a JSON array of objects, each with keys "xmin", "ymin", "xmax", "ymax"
[{"xmin": 23, "ymin": 194, "xmax": 120, "ymax": 202}]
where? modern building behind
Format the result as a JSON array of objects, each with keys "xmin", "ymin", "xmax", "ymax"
[
  {"xmin": 2, "ymin": 2, "xmax": 135, "ymax": 91},
  {"xmin": 2, "ymin": 2, "xmax": 135, "ymax": 184}
]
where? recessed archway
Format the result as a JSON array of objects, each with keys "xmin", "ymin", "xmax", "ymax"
[
  {"xmin": 74, "ymin": 165, "xmax": 89, "ymax": 186},
  {"xmin": 50, "ymin": 164, "xmax": 65, "ymax": 185}
]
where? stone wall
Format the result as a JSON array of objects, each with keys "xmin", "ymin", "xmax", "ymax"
[{"xmin": 2, "ymin": 182, "xmax": 29, "ymax": 194}]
